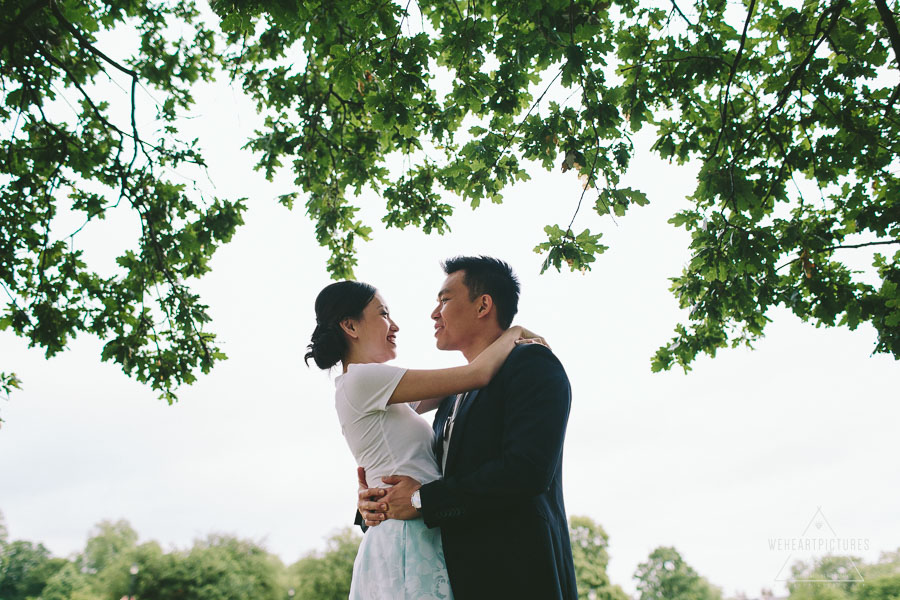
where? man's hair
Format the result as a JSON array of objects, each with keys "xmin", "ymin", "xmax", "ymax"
[{"xmin": 442, "ymin": 255, "xmax": 520, "ymax": 329}]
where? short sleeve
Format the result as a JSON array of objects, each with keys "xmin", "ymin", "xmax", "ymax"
[{"xmin": 340, "ymin": 363, "xmax": 407, "ymax": 414}]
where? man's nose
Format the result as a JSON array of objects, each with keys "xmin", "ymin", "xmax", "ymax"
[{"xmin": 431, "ymin": 304, "xmax": 440, "ymax": 320}]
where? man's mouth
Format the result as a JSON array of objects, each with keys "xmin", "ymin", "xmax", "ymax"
[{"xmin": 387, "ymin": 335, "xmax": 396, "ymax": 345}]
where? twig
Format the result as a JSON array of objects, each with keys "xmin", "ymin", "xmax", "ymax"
[
  {"xmin": 776, "ymin": 240, "xmax": 900, "ymax": 272},
  {"xmin": 670, "ymin": 0, "xmax": 693, "ymax": 27},
  {"xmin": 710, "ymin": 0, "xmax": 757, "ymax": 159}
]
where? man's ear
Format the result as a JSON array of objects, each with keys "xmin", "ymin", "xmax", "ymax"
[
  {"xmin": 475, "ymin": 294, "xmax": 494, "ymax": 320},
  {"xmin": 339, "ymin": 318, "xmax": 359, "ymax": 339}
]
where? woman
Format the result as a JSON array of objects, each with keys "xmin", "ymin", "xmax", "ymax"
[{"xmin": 305, "ymin": 280, "xmax": 541, "ymax": 600}]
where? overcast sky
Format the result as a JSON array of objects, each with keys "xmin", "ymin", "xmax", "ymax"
[{"xmin": 2, "ymin": 20, "xmax": 899, "ymax": 599}]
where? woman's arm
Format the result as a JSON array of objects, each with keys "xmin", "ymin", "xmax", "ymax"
[
  {"xmin": 414, "ymin": 397, "xmax": 446, "ymax": 414},
  {"xmin": 387, "ymin": 325, "xmax": 528, "ymax": 405}
]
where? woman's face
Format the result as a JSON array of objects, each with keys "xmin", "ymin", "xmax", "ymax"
[{"xmin": 352, "ymin": 293, "xmax": 399, "ymax": 363}]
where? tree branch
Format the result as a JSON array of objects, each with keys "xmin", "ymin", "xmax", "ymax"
[
  {"xmin": 670, "ymin": 0, "xmax": 693, "ymax": 27},
  {"xmin": 50, "ymin": 2, "xmax": 139, "ymax": 79},
  {"xmin": 49, "ymin": 1, "xmax": 146, "ymax": 168},
  {"xmin": 710, "ymin": 0, "xmax": 757, "ymax": 159},
  {"xmin": 733, "ymin": 0, "xmax": 848, "ymax": 162},
  {"xmin": 874, "ymin": 0, "xmax": 900, "ymax": 71},
  {"xmin": 776, "ymin": 240, "xmax": 900, "ymax": 272}
]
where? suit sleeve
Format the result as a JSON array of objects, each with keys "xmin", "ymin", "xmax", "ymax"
[
  {"xmin": 354, "ymin": 510, "xmax": 368, "ymax": 533},
  {"xmin": 418, "ymin": 344, "xmax": 571, "ymax": 527}
]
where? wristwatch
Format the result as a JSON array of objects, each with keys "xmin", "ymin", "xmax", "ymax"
[{"xmin": 411, "ymin": 490, "xmax": 422, "ymax": 511}]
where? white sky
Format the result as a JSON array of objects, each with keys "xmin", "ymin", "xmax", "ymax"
[{"xmin": 2, "ymin": 23, "xmax": 899, "ymax": 600}]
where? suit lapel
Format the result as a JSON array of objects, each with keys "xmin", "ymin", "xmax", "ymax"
[
  {"xmin": 444, "ymin": 388, "xmax": 479, "ymax": 474},
  {"xmin": 432, "ymin": 395, "xmax": 455, "ymax": 469}
]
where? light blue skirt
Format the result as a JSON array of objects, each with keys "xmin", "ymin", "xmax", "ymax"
[{"xmin": 349, "ymin": 518, "xmax": 453, "ymax": 600}]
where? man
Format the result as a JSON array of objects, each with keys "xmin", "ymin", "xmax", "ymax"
[{"xmin": 357, "ymin": 256, "xmax": 577, "ymax": 599}]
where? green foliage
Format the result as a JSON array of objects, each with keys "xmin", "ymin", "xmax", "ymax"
[
  {"xmin": 3, "ymin": 0, "xmax": 899, "ymax": 406},
  {"xmin": 0, "ymin": 372, "xmax": 21, "ymax": 426},
  {"xmin": 0, "ymin": 540, "xmax": 67, "ymax": 600},
  {"xmin": 82, "ymin": 519, "xmax": 139, "ymax": 573},
  {"xmin": 212, "ymin": 0, "xmax": 900, "ymax": 371},
  {"xmin": 787, "ymin": 550, "xmax": 900, "ymax": 600},
  {"xmin": 288, "ymin": 527, "xmax": 361, "ymax": 600},
  {"xmin": 855, "ymin": 574, "xmax": 900, "ymax": 600},
  {"xmin": 626, "ymin": 1, "xmax": 900, "ymax": 372},
  {"xmin": 569, "ymin": 515, "xmax": 630, "ymax": 600},
  {"xmin": 634, "ymin": 546, "xmax": 722, "ymax": 600},
  {"xmin": 134, "ymin": 535, "xmax": 283, "ymax": 600},
  {"xmin": 1, "ymin": 0, "xmax": 245, "ymax": 404},
  {"xmin": 41, "ymin": 563, "xmax": 101, "ymax": 600}
]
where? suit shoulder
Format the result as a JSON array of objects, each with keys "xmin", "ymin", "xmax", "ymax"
[{"xmin": 505, "ymin": 343, "xmax": 567, "ymax": 375}]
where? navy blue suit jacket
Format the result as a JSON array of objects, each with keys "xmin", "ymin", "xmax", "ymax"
[{"xmin": 420, "ymin": 343, "xmax": 577, "ymax": 599}]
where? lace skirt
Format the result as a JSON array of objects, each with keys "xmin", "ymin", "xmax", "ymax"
[{"xmin": 349, "ymin": 518, "xmax": 453, "ymax": 600}]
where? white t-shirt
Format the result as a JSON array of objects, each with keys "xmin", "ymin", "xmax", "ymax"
[{"xmin": 335, "ymin": 363, "xmax": 442, "ymax": 488}]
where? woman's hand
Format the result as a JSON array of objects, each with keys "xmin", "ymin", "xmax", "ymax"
[{"xmin": 514, "ymin": 326, "xmax": 550, "ymax": 350}]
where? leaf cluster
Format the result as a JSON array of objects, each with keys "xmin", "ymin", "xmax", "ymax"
[{"xmin": 1, "ymin": 0, "xmax": 246, "ymax": 402}]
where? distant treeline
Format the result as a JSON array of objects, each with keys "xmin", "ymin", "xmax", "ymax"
[{"xmin": 0, "ymin": 511, "xmax": 897, "ymax": 600}]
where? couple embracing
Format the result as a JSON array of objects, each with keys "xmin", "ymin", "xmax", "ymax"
[{"xmin": 306, "ymin": 256, "xmax": 578, "ymax": 599}]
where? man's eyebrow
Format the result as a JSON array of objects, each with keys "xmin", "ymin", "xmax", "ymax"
[{"xmin": 437, "ymin": 288, "xmax": 450, "ymax": 299}]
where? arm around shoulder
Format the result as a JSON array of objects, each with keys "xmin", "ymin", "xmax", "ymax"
[{"xmin": 387, "ymin": 326, "xmax": 525, "ymax": 405}]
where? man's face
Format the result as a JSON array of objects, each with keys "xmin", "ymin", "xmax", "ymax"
[{"xmin": 431, "ymin": 271, "xmax": 481, "ymax": 351}]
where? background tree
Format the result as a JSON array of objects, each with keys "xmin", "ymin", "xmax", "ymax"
[
  {"xmin": 0, "ymin": 539, "xmax": 67, "ymax": 600},
  {"xmin": 134, "ymin": 534, "xmax": 283, "ymax": 600},
  {"xmin": 569, "ymin": 515, "xmax": 630, "ymax": 600},
  {"xmin": 787, "ymin": 554, "xmax": 863, "ymax": 600},
  {"xmin": 41, "ymin": 563, "xmax": 100, "ymax": 600},
  {"xmin": 0, "ymin": 510, "xmax": 8, "ymax": 545},
  {"xmin": 855, "ymin": 574, "xmax": 900, "ymax": 600},
  {"xmin": 786, "ymin": 550, "xmax": 900, "ymax": 600},
  {"xmin": 860, "ymin": 548, "xmax": 900, "ymax": 580},
  {"xmin": 81, "ymin": 518, "xmax": 138, "ymax": 574},
  {"xmin": 634, "ymin": 546, "xmax": 722, "ymax": 600},
  {"xmin": 287, "ymin": 527, "xmax": 361, "ymax": 600}
]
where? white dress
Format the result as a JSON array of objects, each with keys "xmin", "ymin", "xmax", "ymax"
[{"xmin": 335, "ymin": 363, "xmax": 453, "ymax": 600}]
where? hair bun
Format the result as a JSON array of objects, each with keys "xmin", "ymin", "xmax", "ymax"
[
  {"xmin": 305, "ymin": 280, "xmax": 377, "ymax": 370},
  {"xmin": 305, "ymin": 323, "xmax": 343, "ymax": 370}
]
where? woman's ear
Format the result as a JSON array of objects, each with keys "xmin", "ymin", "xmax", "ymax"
[{"xmin": 339, "ymin": 318, "xmax": 359, "ymax": 339}]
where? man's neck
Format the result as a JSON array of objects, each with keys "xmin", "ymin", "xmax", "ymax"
[{"xmin": 461, "ymin": 328, "xmax": 504, "ymax": 363}]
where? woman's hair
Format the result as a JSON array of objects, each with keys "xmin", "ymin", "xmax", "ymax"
[{"xmin": 305, "ymin": 280, "xmax": 377, "ymax": 369}]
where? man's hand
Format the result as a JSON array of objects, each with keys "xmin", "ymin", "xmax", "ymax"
[
  {"xmin": 380, "ymin": 475, "xmax": 421, "ymax": 521},
  {"xmin": 357, "ymin": 466, "xmax": 387, "ymax": 527}
]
